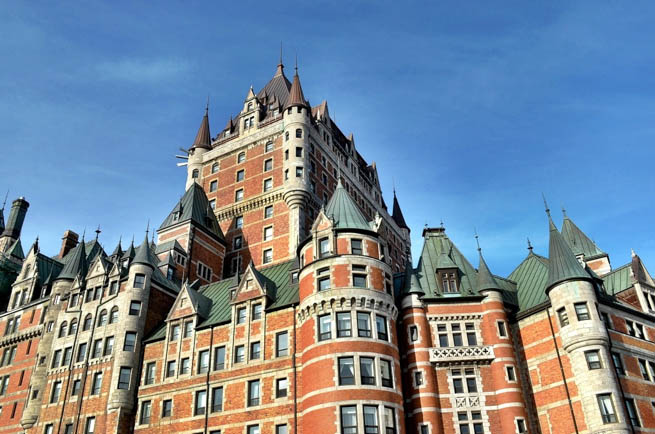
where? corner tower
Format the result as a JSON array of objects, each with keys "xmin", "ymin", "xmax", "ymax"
[{"xmin": 186, "ymin": 107, "xmax": 212, "ymax": 190}]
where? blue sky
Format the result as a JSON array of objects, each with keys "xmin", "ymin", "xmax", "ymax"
[{"xmin": 1, "ymin": 1, "xmax": 654, "ymax": 276}]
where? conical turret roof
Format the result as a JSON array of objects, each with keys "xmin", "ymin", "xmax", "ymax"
[
  {"xmin": 285, "ymin": 69, "xmax": 309, "ymax": 110},
  {"xmin": 111, "ymin": 238, "xmax": 123, "ymax": 257},
  {"xmin": 476, "ymin": 250, "xmax": 501, "ymax": 292},
  {"xmin": 58, "ymin": 238, "xmax": 87, "ymax": 280},
  {"xmin": 123, "ymin": 240, "xmax": 135, "ymax": 260},
  {"xmin": 392, "ymin": 191, "xmax": 409, "ymax": 230},
  {"xmin": 561, "ymin": 212, "xmax": 605, "ymax": 259},
  {"xmin": 402, "ymin": 259, "xmax": 424, "ymax": 296},
  {"xmin": 133, "ymin": 234, "xmax": 154, "ymax": 269},
  {"xmin": 324, "ymin": 180, "xmax": 371, "ymax": 231},
  {"xmin": 0, "ymin": 207, "xmax": 4, "ymax": 234},
  {"xmin": 545, "ymin": 216, "xmax": 592, "ymax": 291},
  {"xmin": 191, "ymin": 108, "xmax": 211, "ymax": 150},
  {"xmin": 7, "ymin": 239, "xmax": 23, "ymax": 259}
]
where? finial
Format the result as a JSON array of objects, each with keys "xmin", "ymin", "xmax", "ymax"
[
  {"xmin": 631, "ymin": 248, "xmax": 636, "ymax": 257},
  {"xmin": 206, "ymin": 95, "xmax": 209, "ymax": 114},
  {"xmin": 1, "ymin": 190, "xmax": 7, "ymax": 211},
  {"xmin": 392, "ymin": 177, "xmax": 396, "ymax": 195},
  {"xmin": 542, "ymin": 193, "xmax": 551, "ymax": 218},
  {"xmin": 81, "ymin": 227, "xmax": 86, "ymax": 241},
  {"xmin": 151, "ymin": 231, "xmax": 155, "ymax": 244},
  {"xmin": 440, "ymin": 219, "xmax": 444, "ymax": 229},
  {"xmin": 146, "ymin": 219, "xmax": 150, "ymax": 237},
  {"xmin": 131, "ymin": 234, "xmax": 134, "ymax": 245},
  {"xmin": 561, "ymin": 203, "xmax": 567, "ymax": 218},
  {"xmin": 474, "ymin": 228, "xmax": 481, "ymax": 252},
  {"xmin": 95, "ymin": 225, "xmax": 101, "ymax": 240},
  {"xmin": 294, "ymin": 54, "xmax": 298, "ymax": 75},
  {"xmin": 527, "ymin": 237, "xmax": 533, "ymax": 252},
  {"xmin": 279, "ymin": 41, "xmax": 283, "ymax": 65}
]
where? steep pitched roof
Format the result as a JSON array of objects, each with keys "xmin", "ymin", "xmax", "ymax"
[
  {"xmin": 631, "ymin": 251, "xmax": 655, "ymax": 287},
  {"xmin": 561, "ymin": 214, "xmax": 605, "ymax": 259},
  {"xmin": 391, "ymin": 192, "xmax": 409, "ymax": 231},
  {"xmin": 35, "ymin": 253, "xmax": 63, "ymax": 288},
  {"xmin": 257, "ymin": 64, "xmax": 292, "ymax": 109},
  {"xmin": 477, "ymin": 250, "xmax": 501, "ymax": 292},
  {"xmin": 545, "ymin": 216, "xmax": 592, "ymax": 291},
  {"xmin": 111, "ymin": 239, "xmax": 123, "ymax": 257},
  {"xmin": 57, "ymin": 238, "xmax": 87, "ymax": 280},
  {"xmin": 401, "ymin": 260, "xmax": 424, "ymax": 297},
  {"xmin": 123, "ymin": 241, "xmax": 135, "ymax": 260},
  {"xmin": 132, "ymin": 235, "xmax": 154, "ymax": 268},
  {"xmin": 285, "ymin": 70, "xmax": 309, "ymax": 109},
  {"xmin": 7, "ymin": 239, "xmax": 23, "ymax": 259},
  {"xmin": 158, "ymin": 183, "xmax": 225, "ymax": 241},
  {"xmin": 509, "ymin": 251, "xmax": 550, "ymax": 311},
  {"xmin": 191, "ymin": 108, "xmax": 211, "ymax": 150},
  {"xmin": 0, "ymin": 207, "xmax": 4, "ymax": 233},
  {"xmin": 602, "ymin": 263, "xmax": 632, "ymax": 296},
  {"xmin": 324, "ymin": 180, "xmax": 372, "ymax": 231}
]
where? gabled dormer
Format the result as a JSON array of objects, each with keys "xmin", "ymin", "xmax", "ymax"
[
  {"xmin": 166, "ymin": 280, "xmax": 211, "ymax": 323},
  {"xmin": 231, "ymin": 262, "xmax": 273, "ymax": 305}
]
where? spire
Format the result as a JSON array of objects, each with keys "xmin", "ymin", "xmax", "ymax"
[
  {"xmin": 123, "ymin": 237, "xmax": 135, "ymax": 260},
  {"xmin": 475, "ymin": 235, "xmax": 501, "ymax": 292},
  {"xmin": 191, "ymin": 106, "xmax": 211, "ymax": 150},
  {"xmin": 275, "ymin": 42, "xmax": 284, "ymax": 76},
  {"xmin": 527, "ymin": 237, "xmax": 534, "ymax": 254},
  {"xmin": 0, "ymin": 191, "xmax": 6, "ymax": 234},
  {"xmin": 392, "ymin": 190, "xmax": 409, "ymax": 231},
  {"xmin": 402, "ymin": 258, "xmax": 424, "ymax": 296},
  {"xmin": 324, "ymin": 180, "xmax": 371, "ymax": 231},
  {"xmin": 132, "ymin": 232, "xmax": 154, "ymax": 269},
  {"xmin": 111, "ymin": 236, "xmax": 123, "ymax": 257},
  {"xmin": 560, "ymin": 209, "xmax": 605, "ymax": 258},
  {"xmin": 285, "ymin": 62, "xmax": 309, "ymax": 110},
  {"xmin": 57, "ymin": 236, "xmax": 87, "ymax": 280},
  {"xmin": 544, "ymin": 205, "xmax": 592, "ymax": 292}
]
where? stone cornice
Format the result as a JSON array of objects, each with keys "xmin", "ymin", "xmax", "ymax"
[
  {"xmin": 0, "ymin": 325, "xmax": 42, "ymax": 347},
  {"xmin": 215, "ymin": 191, "xmax": 284, "ymax": 222}
]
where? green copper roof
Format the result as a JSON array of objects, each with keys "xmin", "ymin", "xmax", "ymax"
[
  {"xmin": 36, "ymin": 253, "xmax": 63, "ymax": 288},
  {"xmin": 133, "ymin": 234, "xmax": 154, "ymax": 268},
  {"xmin": 123, "ymin": 242, "xmax": 135, "ymax": 260},
  {"xmin": 111, "ymin": 239, "xmax": 123, "ymax": 257},
  {"xmin": 545, "ymin": 217, "xmax": 592, "ymax": 291},
  {"xmin": 509, "ymin": 251, "xmax": 550, "ymax": 312},
  {"xmin": 401, "ymin": 259, "xmax": 424, "ymax": 297},
  {"xmin": 476, "ymin": 251, "xmax": 501, "ymax": 292},
  {"xmin": 159, "ymin": 183, "xmax": 225, "ymax": 241},
  {"xmin": 324, "ymin": 180, "xmax": 372, "ymax": 231},
  {"xmin": 7, "ymin": 239, "xmax": 24, "ymax": 260},
  {"xmin": 57, "ymin": 239, "xmax": 87, "ymax": 280},
  {"xmin": 602, "ymin": 263, "xmax": 632, "ymax": 296},
  {"xmin": 561, "ymin": 215, "xmax": 605, "ymax": 259}
]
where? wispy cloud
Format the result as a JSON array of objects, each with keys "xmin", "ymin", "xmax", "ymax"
[{"xmin": 95, "ymin": 58, "xmax": 193, "ymax": 83}]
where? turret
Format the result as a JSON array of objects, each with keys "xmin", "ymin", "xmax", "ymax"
[
  {"xmin": 392, "ymin": 190, "xmax": 410, "ymax": 243},
  {"xmin": 186, "ymin": 107, "xmax": 212, "ymax": 190},
  {"xmin": 544, "ymin": 208, "xmax": 629, "ymax": 433},
  {"xmin": 0, "ymin": 197, "xmax": 29, "ymax": 252}
]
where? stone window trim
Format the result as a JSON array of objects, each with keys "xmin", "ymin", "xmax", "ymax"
[
  {"xmin": 450, "ymin": 367, "xmax": 480, "ymax": 395},
  {"xmin": 496, "ymin": 320, "xmax": 508, "ymax": 339},
  {"xmin": 515, "ymin": 417, "xmax": 527, "ymax": 434},
  {"xmin": 335, "ymin": 353, "xmax": 395, "ymax": 389},
  {"xmin": 274, "ymin": 376, "xmax": 288, "ymax": 399},
  {"xmin": 413, "ymin": 369, "xmax": 425, "ymax": 388},
  {"xmin": 419, "ymin": 424, "xmax": 431, "ymax": 434},
  {"xmin": 505, "ymin": 365, "xmax": 517, "ymax": 383},
  {"xmin": 263, "ymin": 177, "xmax": 273, "ymax": 192},
  {"xmin": 338, "ymin": 403, "xmax": 399, "ymax": 434},
  {"xmin": 436, "ymin": 321, "xmax": 480, "ymax": 347},
  {"xmin": 264, "ymin": 158, "xmax": 273, "ymax": 172},
  {"xmin": 263, "ymin": 248, "xmax": 273, "ymax": 264},
  {"xmin": 316, "ymin": 267, "xmax": 331, "ymax": 292},
  {"xmin": 408, "ymin": 324, "xmax": 420, "ymax": 344},
  {"xmin": 263, "ymin": 225, "xmax": 274, "ymax": 242}
]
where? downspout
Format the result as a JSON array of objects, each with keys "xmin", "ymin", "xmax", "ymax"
[
  {"xmin": 607, "ymin": 331, "xmax": 636, "ymax": 434},
  {"xmin": 293, "ymin": 304, "xmax": 298, "ymax": 434},
  {"xmin": 546, "ymin": 308, "xmax": 579, "ymax": 434},
  {"xmin": 204, "ymin": 324, "xmax": 214, "ymax": 434}
]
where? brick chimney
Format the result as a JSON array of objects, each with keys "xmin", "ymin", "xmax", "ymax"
[{"xmin": 59, "ymin": 230, "xmax": 79, "ymax": 258}]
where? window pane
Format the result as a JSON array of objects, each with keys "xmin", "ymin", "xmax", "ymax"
[{"xmin": 339, "ymin": 357, "xmax": 355, "ymax": 385}]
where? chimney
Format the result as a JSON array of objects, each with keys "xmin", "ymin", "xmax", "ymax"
[
  {"xmin": 59, "ymin": 230, "xmax": 79, "ymax": 258},
  {"xmin": 1, "ymin": 197, "xmax": 29, "ymax": 240}
]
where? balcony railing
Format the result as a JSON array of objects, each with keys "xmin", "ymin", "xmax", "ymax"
[{"xmin": 429, "ymin": 345, "xmax": 495, "ymax": 366}]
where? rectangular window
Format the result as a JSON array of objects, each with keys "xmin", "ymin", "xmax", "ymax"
[
  {"xmin": 183, "ymin": 321, "xmax": 193, "ymax": 338},
  {"xmin": 276, "ymin": 377, "xmax": 288, "ymax": 398},
  {"xmin": 181, "ymin": 357, "xmax": 190, "ymax": 375},
  {"xmin": 195, "ymin": 390, "xmax": 207, "ymax": 415},
  {"xmin": 414, "ymin": 371, "xmax": 423, "ymax": 386},
  {"xmin": 50, "ymin": 381, "xmax": 62, "ymax": 403},
  {"xmin": 91, "ymin": 372, "xmax": 102, "ymax": 395},
  {"xmin": 248, "ymin": 426, "xmax": 260, "ymax": 434},
  {"xmin": 236, "ymin": 170, "xmax": 245, "ymax": 182},
  {"xmin": 639, "ymin": 359, "xmax": 651, "ymax": 381},
  {"xmin": 134, "ymin": 274, "xmax": 145, "ymax": 289},
  {"xmin": 84, "ymin": 417, "xmax": 95, "ymax": 434},
  {"xmin": 166, "ymin": 360, "xmax": 176, "ymax": 377},
  {"xmin": 265, "ymin": 205, "xmax": 273, "ymax": 219},
  {"xmin": 497, "ymin": 321, "xmax": 507, "ymax": 337},
  {"xmin": 210, "ymin": 180, "xmax": 218, "ymax": 192},
  {"xmin": 263, "ymin": 248, "xmax": 273, "ymax": 264},
  {"xmin": 214, "ymin": 346, "xmax": 225, "ymax": 370},
  {"xmin": 319, "ymin": 314, "xmax": 332, "ymax": 341},
  {"xmin": 612, "ymin": 352, "xmax": 625, "ymax": 375},
  {"xmin": 341, "ymin": 405, "xmax": 357, "ymax": 434},
  {"xmin": 139, "ymin": 400, "xmax": 151, "ymax": 425},
  {"xmin": 144, "ymin": 362, "xmax": 155, "ymax": 385},
  {"xmin": 360, "ymin": 357, "xmax": 376, "ymax": 385},
  {"xmin": 339, "ymin": 357, "xmax": 355, "ymax": 385},
  {"xmin": 237, "ymin": 307, "xmax": 246, "ymax": 324},
  {"xmin": 170, "ymin": 324, "xmax": 180, "ymax": 340},
  {"xmin": 351, "ymin": 239, "xmax": 363, "ymax": 255},
  {"xmin": 248, "ymin": 379, "xmax": 260, "ymax": 406},
  {"xmin": 452, "ymin": 324, "xmax": 463, "ymax": 346},
  {"xmin": 252, "ymin": 304, "xmax": 262, "ymax": 320},
  {"xmin": 233, "ymin": 235, "xmax": 242, "ymax": 250},
  {"xmin": 263, "ymin": 178, "xmax": 273, "ymax": 192},
  {"xmin": 276, "ymin": 331, "xmax": 289, "ymax": 357},
  {"xmin": 337, "ymin": 312, "xmax": 352, "ymax": 337},
  {"xmin": 557, "ymin": 307, "xmax": 569, "ymax": 327},
  {"xmin": 235, "ymin": 189, "xmax": 244, "ymax": 202},
  {"xmin": 250, "ymin": 341, "xmax": 261, "ymax": 360},
  {"xmin": 92, "ymin": 339, "xmax": 102, "ymax": 359},
  {"xmin": 162, "ymin": 399, "xmax": 172, "ymax": 417},
  {"xmin": 574, "ymin": 302, "xmax": 590, "ymax": 321},
  {"xmin": 625, "ymin": 398, "xmax": 641, "ymax": 427},
  {"xmin": 516, "ymin": 418, "xmax": 527, "ymax": 433},
  {"xmin": 71, "ymin": 379, "xmax": 81, "ymax": 396},
  {"xmin": 123, "ymin": 332, "xmax": 137, "ymax": 352},
  {"xmin": 118, "ymin": 367, "xmax": 131, "ymax": 390},
  {"xmin": 77, "ymin": 342, "xmax": 87, "ymax": 363},
  {"xmin": 211, "ymin": 386, "xmax": 223, "ymax": 412},
  {"xmin": 383, "ymin": 407, "xmax": 396, "ymax": 434},
  {"xmin": 264, "ymin": 226, "xmax": 273, "ymax": 241},
  {"xmin": 51, "ymin": 349, "xmax": 62, "ymax": 368},
  {"xmin": 198, "ymin": 350, "xmax": 209, "ymax": 373},
  {"xmin": 585, "ymin": 350, "xmax": 602, "ymax": 370},
  {"xmin": 235, "ymin": 216, "xmax": 243, "ymax": 228},
  {"xmin": 129, "ymin": 301, "xmax": 141, "ymax": 316},
  {"xmin": 276, "ymin": 425, "xmax": 288, "ymax": 434},
  {"xmin": 318, "ymin": 276, "xmax": 331, "ymax": 291},
  {"xmin": 296, "ymin": 147, "xmax": 303, "ymax": 157},
  {"xmin": 376, "ymin": 315, "xmax": 388, "ymax": 341},
  {"xmin": 319, "ymin": 238, "xmax": 329, "ymax": 258},
  {"xmin": 353, "ymin": 274, "xmax": 367, "ymax": 288},
  {"xmin": 296, "ymin": 167, "xmax": 303, "ymax": 178},
  {"xmin": 103, "ymin": 336, "xmax": 114, "ymax": 356},
  {"xmin": 63, "ymin": 347, "xmax": 73, "ymax": 365},
  {"xmin": 506, "ymin": 366, "xmax": 516, "ymax": 381},
  {"xmin": 380, "ymin": 359, "xmax": 393, "ymax": 387},
  {"xmin": 409, "ymin": 325, "xmax": 418, "ymax": 342},
  {"xmin": 357, "ymin": 312, "xmax": 372, "ymax": 338},
  {"xmin": 598, "ymin": 393, "xmax": 617, "ymax": 423},
  {"xmin": 235, "ymin": 345, "xmax": 245, "ymax": 363},
  {"xmin": 363, "ymin": 405, "xmax": 379, "ymax": 434}
]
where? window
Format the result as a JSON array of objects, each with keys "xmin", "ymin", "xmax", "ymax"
[
  {"xmin": 236, "ymin": 169, "xmax": 245, "ymax": 182},
  {"xmin": 237, "ymin": 152, "xmax": 246, "ymax": 163},
  {"xmin": 91, "ymin": 372, "xmax": 102, "ymax": 395},
  {"xmin": 71, "ymin": 379, "xmax": 81, "ymax": 396},
  {"xmin": 209, "ymin": 180, "xmax": 218, "ymax": 192},
  {"xmin": 264, "ymin": 226, "xmax": 273, "ymax": 241},
  {"xmin": 195, "ymin": 389, "xmax": 207, "ymax": 415},
  {"xmin": 285, "ymin": 131, "xmax": 289, "ymax": 141},
  {"xmin": 214, "ymin": 346, "xmax": 225, "ymax": 370},
  {"xmin": 84, "ymin": 417, "xmax": 95, "ymax": 434},
  {"xmin": 248, "ymin": 379, "xmax": 260, "ymax": 406},
  {"xmin": 319, "ymin": 314, "xmax": 331, "ymax": 341},
  {"xmin": 276, "ymin": 377, "xmax": 288, "ymax": 398},
  {"xmin": 363, "ymin": 405, "xmax": 379, "ymax": 434},
  {"xmin": 170, "ymin": 324, "xmax": 180, "ymax": 340},
  {"xmin": 129, "ymin": 301, "xmax": 141, "ymax": 316},
  {"xmin": 357, "ymin": 312, "xmax": 372, "ymax": 337},
  {"xmin": 211, "ymin": 386, "xmax": 223, "ymax": 412},
  {"xmin": 197, "ymin": 262, "xmax": 212, "ymax": 281},
  {"xmin": 516, "ymin": 418, "xmax": 527, "ymax": 433},
  {"xmin": 376, "ymin": 315, "xmax": 388, "ymax": 341},
  {"xmin": 198, "ymin": 350, "xmax": 209, "ymax": 373},
  {"xmin": 339, "ymin": 357, "xmax": 355, "ymax": 385},
  {"xmin": 250, "ymin": 341, "xmax": 260, "ymax": 360},
  {"xmin": 109, "ymin": 307, "xmax": 119, "ymax": 324},
  {"xmin": 77, "ymin": 342, "xmax": 87, "ymax": 363},
  {"xmin": 296, "ymin": 167, "xmax": 303, "ymax": 178},
  {"xmin": 506, "ymin": 366, "xmax": 516, "ymax": 381},
  {"xmin": 265, "ymin": 205, "xmax": 273, "ymax": 219},
  {"xmin": 192, "ymin": 169, "xmax": 199, "ymax": 179},
  {"xmin": 248, "ymin": 426, "xmax": 260, "ymax": 434},
  {"xmin": 585, "ymin": 350, "xmax": 602, "ymax": 370},
  {"xmin": 296, "ymin": 128, "xmax": 302, "ymax": 138},
  {"xmin": 252, "ymin": 304, "xmax": 262, "ymax": 320},
  {"xmin": 265, "ymin": 142, "xmax": 273, "ymax": 152},
  {"xmin": 162, "ymin": 399, "xmax": 172, "ymax": 417},
  {"xmin": 337, "ymin": 312, "xmax": 352, "ymax": 337},
  {"xmin": 45, "ymin": 425, "xmax": 54, "ymax": 434},
  {"xmin": 380, "ymin": 359, "xmax": 393, "ymax": 387},
  {"xmin": 319, "ymin": 238, "xmax": 329, "ymax": 258},
  {"xmin": 625, "ymin": 398, "xmax": 641, "ymax": 427},
  {"xmin": 574, "ymin": 302, "xmax": 590, "ymax": 321},
  {"xmin": 361, "ymin": 357, "xmax": 375, "ymax": 385},
  {"xmin": 276, "ymin": 331, "xmax": 289, "ymax": 357},
  {"xmin": 0, "ymin": 376, "xmax": 8, "ymax": 395},
  {"xmin": 353, "ymin": 273, "xmax": 367, "ymax": 288},
  {"xmin": 318, "ymin": 274, "xmax": 331, "ymax": 292},
  {"xmin": 181, "ymin": 357, "xmax": 190, "ymax": 375},
  {"xmin": 263, "ymin": 178, "xmax": 273, "ymax": 191},
  {"xmin": 414, "ymin": 371, "xmax": 423, "ymax": 386},
  {"xmin": 92, "ymin": 339, "xmax": 102, "ymax": 358},
  {"xmin": 51, "ymin": 349, "xmax": 62, "ymax": 368},
  {"xmin": 144, "ymin": 362, "xmax": 155, "ymax": 385},
  {"xmin": 235, "ymin": 189, "xmax": 244, "ymax": 202},
  {"xmin": 409, "ymin": 325, "xmax": 418, "ymax": 342},
  {"xmin": 264, "ymin": 159, "xmax": 273, "ymax": 171},
  {"xmin": 58, "ymin": 321, "xmax": 68, "ymax": 338},
  {"xmin": 597, "ymin": 393, "xmax": 617, "ymax": 423},
  {"xmin": 184, "ymin": 321, "xmax": 193, "ymax": 338},
  {"xmin": 452, "ymin": 368, "xmax": 477, "ymax": 393},
  {"xmin": 118, "ymin": 367, "xmax": 131, "ymax": 389},
  {"xmin": 51, "ymin": 381, "xmax": 62, "ymax": 403},
  {"xmin": 457, "ymin": 411, "xmax": 483, "ymax": 434},
  {"xmin": 237, "ymin": 307, "xmax": 247, "ymax": 324},
  {"xmin": 263, "ymin": 248, "xmax": 273, "ymax": 264},
  {"xmin": 233, "ymin": 235, "xmax": 243, "ymax": 250},
  {"xmin": 123, "ymin": 331, "xmax": 137, "ymax": 352},
  {"xmin": 234, "ymin": 345, "xmax": 245, "ymax": 363},
  {"xmin": 383, "ymin": 407, "xmax": 396, "ymax": 434},
  {"xmin": 612, "ymin": 352, "xmax": 625, "ymax": 375},
  {"xmin": 557, "ymin": 307, "xmax": 569, "ymax": 327},
  {"xmin": 276, "ymin": 425, "xmax": 288, "ymax": 434},
  {"xmin": 134, "ymin": 274, "xmax": 145, "ymax": 289},
  {"xmin": 69, "ymin": 318, "xmax": 78, "ymax": 335},
  {"xmin": 341, "ymin": 406, "xmax": 357, "ymax": 434},
  {"xmin": 497, "ymin": 321, "xmax": 507, "ymax": 337},
  {"xmin": 211, "ymin": 162, "xmax": 219, "ymax": 173},
  {"xmin": 295, "ymin": 147, "xmax": 303, "ymax": 157},
  {"xmin": 351, "ymin": 239, "xmax": 363, "ymax": 255},
  {"xmin": 166, "ymin": 360, "xmax": 176, "ymax": 377}
]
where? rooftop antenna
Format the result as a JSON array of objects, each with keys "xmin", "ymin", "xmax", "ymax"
[
  {"xmin": 527, "ymin": 237, "xmax": 533, "ymax": 252},
  {"xmin": 95, "ymin": 225, "xmax": 101, "ymax": 240}
]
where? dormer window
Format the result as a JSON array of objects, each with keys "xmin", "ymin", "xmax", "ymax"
[
  {"xmin": 247, "ymin": 102, "xmax": 253, "ymax": 111},
  {"xmin": 319, "ymin": 238, "xmax": 329, "ymax": 258},
  {"xmin": 439, "ymin": 270, "xmax": 459, "ymax": 294}
]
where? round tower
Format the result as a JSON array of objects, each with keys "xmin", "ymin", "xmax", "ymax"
[
  {"xmin": 296, "ymin": 184, "xmax": 403, "ymax": 434},
  {"xmin": 545, "ymin": 214, "xmax": 629, "ymax": 433},
  {"xmin": 185, "ymin": 107, "xmax": 212, "ymax": 190},
  {"xmin": 282, "ymin": 67, "xmax": 311, "ymax": 254}
]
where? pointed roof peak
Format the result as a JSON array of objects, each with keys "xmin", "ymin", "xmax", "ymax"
[
  {"xmin": 560, "ymin": 210, "xmax": 606, "ymax": 258},
  {"xmin": 324, "ymin": 179, "xmax": 371, "ymax": 232},
  {"xmin": 57, "ymin": 238, "xmax": 87, "ymax": 280},
  {"xmin": 391, "ymin": 190, "xmax": 409, "ymax": 231},
  {"xmin": 275, "ymin": 42, "xmax": 285, "ymax": 77},
  {"xmin": 191, "ymin": 107, "xmax": 211, "ymax": 150},
  {"xmin": 477, "ymin": 248, "xmax": 501, "ymax": 292},
  {"xmin": 132, "ymin": 233, "xmax": 154, "ymax": 269},
  {"xmin": 111, "ymin": 236, "xmax": 123, "ymax": 257},
  {"xmin": 545, "ymin": 212, "xmax": 592, "ymax": 292},
  {"xmin": 285, "ymin": 67, "xmax": 308, "ymax": 110},
  {"xmin": 402, "ymin": 258, "xmax": 424, "ymax": 297}
]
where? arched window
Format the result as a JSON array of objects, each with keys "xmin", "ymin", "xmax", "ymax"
[
  {"xmin": 192, "ymin": 169, "xmax": 199, "ymax": 179},
  {"xmin": 83, "ymin": 314, "xmax": 93, "ymax": 331},
  {"xmin": 285, "ymin": 131, "xmax": 289, "ymax": 141},
  {"xmin": 109, "ymin": 307, "xmax": 119, "ymax": 324},
  {"xmin": 296, "ymin": 128, "xmax": 302, "ymax": 138},
  {"xmin": 211, "ymin": 163, "xmax": 219, "ymax": 173},
  {"xmin": 69, "ymin": 318, "xmax": 78, "ymax": 335},
  {"xmin": 97, "ymin": 309, "xmax": 108, "ymax": 327},
  {"xmin": 58, "ymin": 321, "xmax": 68, "ymax": 338},
  {"xmin": 237, "ymin": 152, "xmax": 246, "ymax": 163}
]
